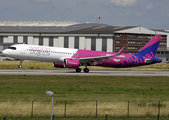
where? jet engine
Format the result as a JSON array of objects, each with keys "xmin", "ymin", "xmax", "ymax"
[{"xmin": 63, "ymin": 58, "xmax": 79, "ymax": 68}]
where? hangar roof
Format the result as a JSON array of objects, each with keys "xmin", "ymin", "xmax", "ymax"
[
  {"xmin": 151, "ymin": 29, "xmax": 169, "ymax": 33},
  {"xmin": 0, "ymin": 21, "xmax": 78, "ymax": 26},
  {"xmin": 0, "ymin": 22, "xmax": 136, "ymax": 34}
]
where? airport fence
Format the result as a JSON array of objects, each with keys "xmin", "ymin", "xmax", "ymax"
[{"xmin": 0, "ymin": 101, "xmax": 169, "ymax": 119}]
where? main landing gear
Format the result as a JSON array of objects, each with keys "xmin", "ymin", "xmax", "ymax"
[
  {"xmin": 76, "ymin": 67, "xmax": 89, "ymax": 73},
  {"xmin": 18, "ymin": 60, "xmax": 23, "ymax": 68},
  {"xmin": 76, "ymin": 68, "xmax": 81, "ymax": 72},
  {"xmin": 83, "ymin": 68, "xmax": 89, "ymax": 73}
]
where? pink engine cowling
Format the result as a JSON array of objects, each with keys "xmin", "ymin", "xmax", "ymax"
[
  {"xmin": 53, "ymin": 62, "xmax": 64, "ymax": 68},
  {"xmin": 64, "ymin": 58, "xmax": 79, "ymax": 68}
]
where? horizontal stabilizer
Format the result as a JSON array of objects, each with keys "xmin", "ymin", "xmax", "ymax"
[{"xmin": 145, "ymin": 58, "xmax": 162, "ymax": 63}]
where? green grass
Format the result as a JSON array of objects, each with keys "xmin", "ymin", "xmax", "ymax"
[
  {"xmin": 0, "ymin": 75, "xmax": 169, "ymax": 102},
  {"xmin": 1, "ymin": 75, "xmax": 169, "ymax": 118},
  {"xmin": 0, "ymin": 118, "xmax": 164, "ymax": 120}
]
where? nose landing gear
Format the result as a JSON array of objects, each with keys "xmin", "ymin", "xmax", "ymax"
[
  {"xmin": 18, "ymin": 64, "xmax": 22, "ymax": 68},
  {"xmin": 18, "ymin": 60, "xmax": 23, "ymax": 68}
]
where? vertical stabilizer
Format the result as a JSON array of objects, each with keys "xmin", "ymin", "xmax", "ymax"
[{"xmin": 136, "ymin": 35, "xmax": 162, "ymax": 57}]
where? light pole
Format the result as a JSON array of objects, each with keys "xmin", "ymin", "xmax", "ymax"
[{"xmin": 46, "ymin": 91, "xmax": 54, "ymax": 120}]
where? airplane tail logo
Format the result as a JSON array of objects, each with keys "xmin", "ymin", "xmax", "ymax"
[{"xmin": 136, "ymin": 35, "xmax": 162, "ymax": 58}]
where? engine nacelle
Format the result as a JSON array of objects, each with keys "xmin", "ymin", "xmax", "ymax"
[
  {"xmin": 64, "ymin": 58, "xmax": 79, "ymax": 68},
  {"xmin": 53, "ymin": 62, "xmax": 64, "ymax": 68}
]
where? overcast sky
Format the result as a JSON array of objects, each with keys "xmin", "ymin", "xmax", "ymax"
[{"xmin": 0, "ymin": 0, "xmax": 169, "ymax": 29}]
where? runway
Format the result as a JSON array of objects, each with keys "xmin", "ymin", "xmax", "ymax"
[{"xmin": 0, "ymin": 69, "xmax": 169, "ymax": 76}]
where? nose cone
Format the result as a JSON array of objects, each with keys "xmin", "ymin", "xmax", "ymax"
[
  {"xmin": 2, "ymin": 49, "xmax": 8, "ymax": 56},
  {"xmin": 2, "ymin": 50, "xmax": 5, "ymax": 54}
]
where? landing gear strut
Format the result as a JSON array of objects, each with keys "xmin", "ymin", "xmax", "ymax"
[
  {"xmin": 18, "ymin": 60, "xmax": 23, "ymax": 68},
  {"xmin": 76, "ymin": 68, "xmax": 81, "ymax": 73}
]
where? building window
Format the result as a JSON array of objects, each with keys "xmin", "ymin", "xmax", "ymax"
[
  {"xmin": 39, "ymin": 36, "xmax": 43, "ymax": 45},
  {"xmin": 0, "ymin": 36, "xmax": 3, "ymax": 43},
  {"xmin": 116, "ymin": 46, "xmax": 120, "ymax": 49},
  {"xmin": 91, "ymin": 37, "xmax": 96, "ymax": 50},
  {"xmin": 116, "ymin": 40, "xmax": 120, "ymax": 44},
  {"xmin": 160, "ymin": 42, "xmax": 166, "ymax": 45},
  {"xmin": 14, "ymin": 36, "xmax": 18, "ymax": 44},
  {"xmin": 128, "ymin": 41, "xmax": 131, "ymax": 44},
  {"xmin": 162, "ymin": 36, "xmax": 167, "ymax": 40},
  {"xmin": 102, "ymin": 37, "xmax": 107, "ymax": 51},
  {"xmin": 74, "ymin": 37, "xmax": 79, "ymax": 49},
  {"xmin": 128, "ymin": 34, "xmax": 135, "ymax": 38},
  {"xmin": 49, "ymin": 37, "xmax": 53, "ymax": 47},
  {"xmin": 161, "ymin": 52, "xmax": 164, "ymax": 54},
  {"xmin": 116, "ymin": 35, "xmax": 121, "ymax": 38},
  {"xmin": 23, "ymin": 36, "xmax": 28, "ymax": 44},
  {"xmin": 157, "ymin": 51, "xmax": 160, "ymax": 54},
  {"xmin": 128, "ymin": 46, "xmax": 135, "ymax": 49},
  {"xmin": 64, "ymin": 36, "xmax": 68, "ymax": 48}
]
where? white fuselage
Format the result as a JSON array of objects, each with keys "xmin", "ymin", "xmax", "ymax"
[{"xmin": 2, "ymin": 44, "xmax": 78, "ymax": 62}]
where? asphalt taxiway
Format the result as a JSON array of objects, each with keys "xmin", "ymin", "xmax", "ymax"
[{"xmin": 0, "ymin": 69, "xmax": 168, "ymax": 76}]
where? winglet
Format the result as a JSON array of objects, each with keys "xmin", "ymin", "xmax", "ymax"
[{"xmin": 117, "ymin": 46, "xmax": 125, "ymax": 55}]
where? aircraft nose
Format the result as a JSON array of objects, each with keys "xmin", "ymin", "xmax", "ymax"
[
  {"xmin": 2, "ymin": 50, "xmax": 5, "ymax": 54},
  {"xmin": 2, "ymin": 49, "xmax": 8, "ymax": 55}
]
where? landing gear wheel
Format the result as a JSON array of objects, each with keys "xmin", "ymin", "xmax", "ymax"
[
  {"xmin": 83, "ymin": 68, "xmax": 89, "ymax": 73},
  {"xmin": 76, "ymin": 68, "xmax": 81, "ymax": 73},
  {"xmin": 18, "ymin": 64, "xmax": 22, "ymax": 68}
]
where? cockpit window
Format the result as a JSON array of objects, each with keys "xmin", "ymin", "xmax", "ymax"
[{"xmin": 8, "ymin": 47, "xmax": 16, "ymax": 50}]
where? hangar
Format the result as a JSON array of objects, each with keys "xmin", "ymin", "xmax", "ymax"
[{"xmin": 0, "ymin": 21, "xmax": 169, "ymax": 60}]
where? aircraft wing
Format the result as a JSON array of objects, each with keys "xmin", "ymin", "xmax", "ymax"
[{"xmin": 76, "ymin": 46, "xmax": 125, "ymax": 65}]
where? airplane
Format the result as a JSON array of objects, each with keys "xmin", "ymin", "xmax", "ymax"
[{"xmin": 2, "ymin": 35, "xmax": 162, "ymax": 73}]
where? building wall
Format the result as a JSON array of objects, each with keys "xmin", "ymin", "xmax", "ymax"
[
  {"xmin": 0, "ymin": 45, "xmax": 3, "ymax": 52},
  {"xmin": 53, "ymin": 37, "xmax": 59, "ymax": 47},
  {"xmin": 0, "ymin": 35, "xmax": 114, "ymax": 53},
  {"xmin": 0, "ymin": 33, "xmax": 167, "ymax": 56},
  {"xmin": 79, "ymin": 37, "xmax": 85, "ymax": 49},
  {"xmin": 114, "ymin": 33, "xmax": 167, "ymax": 54},
  {"xmin": 167, "ymin": 33, "xmax": 169, "ymax": 48},
  {"xmin": 107, "ymin": 37, "xmax": 113, "ymax": 52}
]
